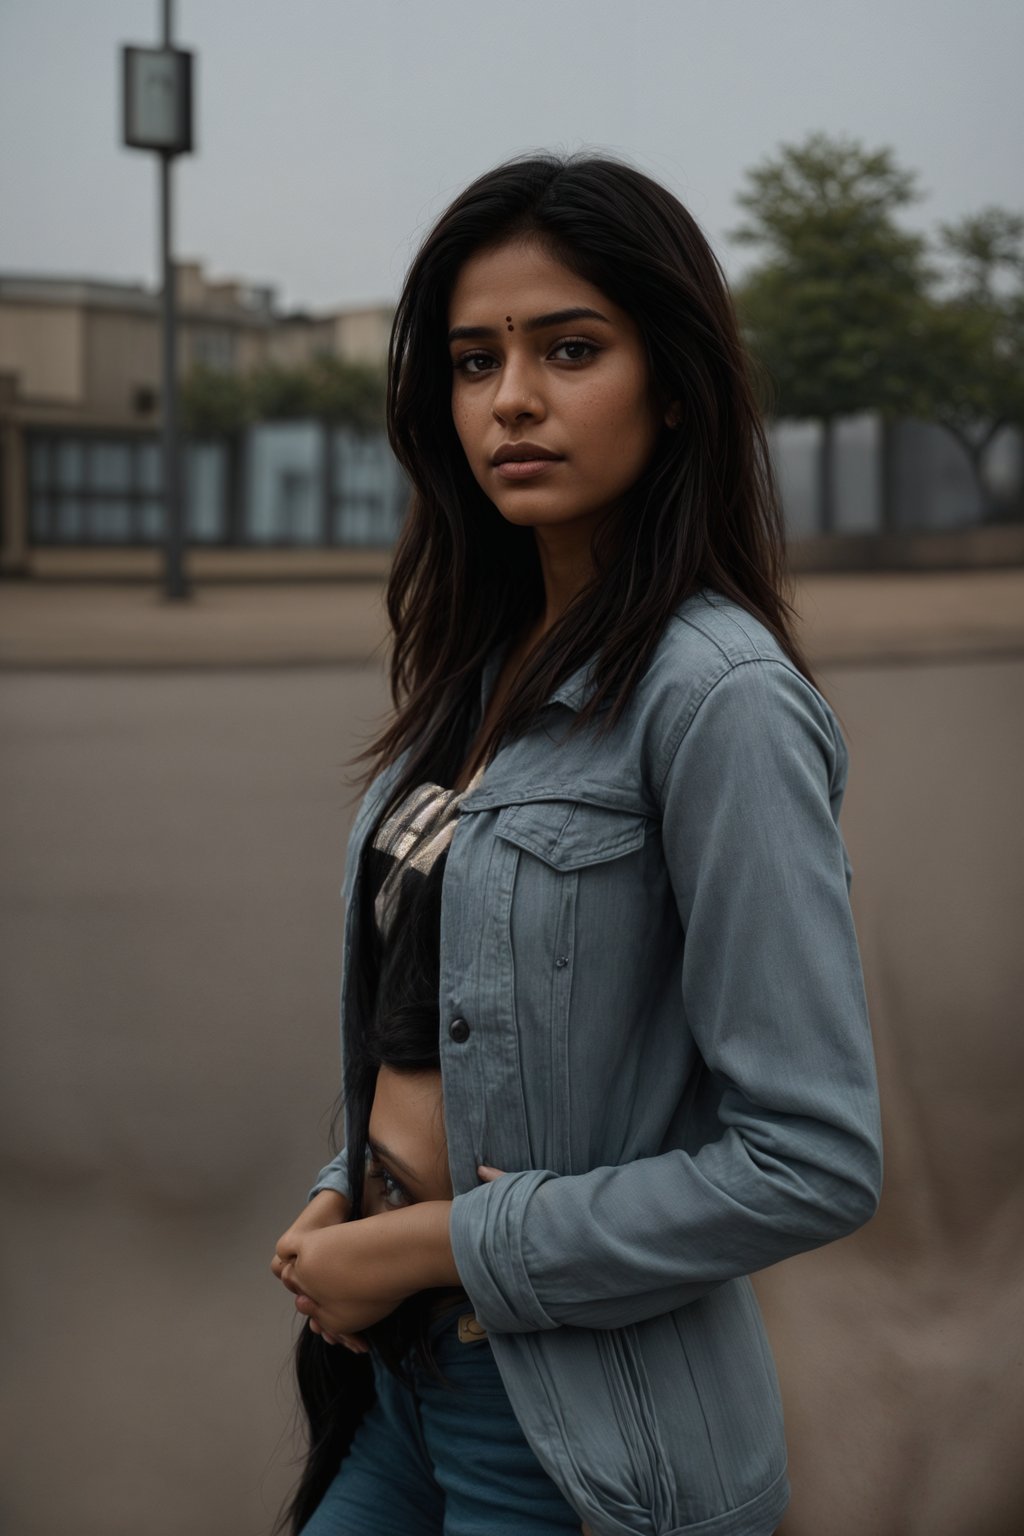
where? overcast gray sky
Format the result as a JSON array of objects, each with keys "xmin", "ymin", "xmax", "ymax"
[{"xmin": 2, "ymin": 0, "xmax": 1021, "ymax": 313}]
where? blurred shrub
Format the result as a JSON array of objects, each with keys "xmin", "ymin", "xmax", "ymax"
[{"xmin": 181, "ymin": 354, "xmax": 386, "ymax": 436}]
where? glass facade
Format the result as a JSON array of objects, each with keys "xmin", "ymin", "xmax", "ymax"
[
  {"xmin": 330, "ymin": 425, "xmax": 407, "ymax": 546},
  {"xmin": 27, "ymin": 431, "xmax": 229, "ymax": 545},
  {"xmin": 186, "ymin": 442, "xmax": 226, "ymax": 542},
  {"xmin": 27, "ymin": 416, "xmax": 1005, "ymax": 549},
  {"xmin": 25, "ymin": 423, "xmax": 410, "ymax": 548},
  {"xmin": 244, "ymin": 422, "xmax": 321, "ymax": 544}
]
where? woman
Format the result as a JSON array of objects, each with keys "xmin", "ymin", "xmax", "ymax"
[{"xmin": 272, "ymin": 150, "xmax": 883, "ymax": 1536}]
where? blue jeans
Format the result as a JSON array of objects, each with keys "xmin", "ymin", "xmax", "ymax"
[{"xmin": 300, "ymin": 1305, "xmax": 584, "ymax": 1536}]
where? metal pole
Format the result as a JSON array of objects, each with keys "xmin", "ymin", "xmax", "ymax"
[{"xmin": 160, "ymin": 0, "xmax": 187, "ymax": 599}]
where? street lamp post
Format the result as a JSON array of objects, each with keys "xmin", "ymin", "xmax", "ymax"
[{"xmin": 121, "ymin": 2, "xmax": 195, "ymax": 600}]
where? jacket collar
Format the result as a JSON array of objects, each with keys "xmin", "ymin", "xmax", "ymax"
[
  {"xmin": 548, "ymin": 664, "xmax": 600, "ymax": 712},
  {"xmin": 479, "ymin": 588, "xmax": 723, "ymax": 720},
  {"xmin": 480, "ymin": 638, "xmax": 598, "ymax": 718}
]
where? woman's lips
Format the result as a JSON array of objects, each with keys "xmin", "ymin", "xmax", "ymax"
[{"xmin": 494, "ymin": 458, "xmax": 563, "ymax": 480}]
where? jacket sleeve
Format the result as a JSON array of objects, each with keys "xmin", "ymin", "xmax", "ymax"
[
  {"xmin": 448, "ymin": 658, "xmax": 883, "ymax": 1333},
  {"xmin": 308, "ymin": 1147, "xmax": 350, "ymax": 1204}
]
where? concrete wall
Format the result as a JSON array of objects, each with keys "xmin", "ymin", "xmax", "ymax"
[
  {"xmin": 0, "ymin": 301, "xmax": 84, "ymax": 405},
  {"xmin": 83, "ymin": 308, "xmax": 162, "ymax": 416},
  {"xmin": 324, "ymin": 307, "xmax": 394, "ymax": 366},
  {"xmin": 770, "ymin": 415, "xmax": 1024, "ymax": 537}
]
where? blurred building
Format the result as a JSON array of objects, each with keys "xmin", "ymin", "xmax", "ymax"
[
  {"xmin": 1, "ymin": 264, "xmax": 1021, "ymax": 577},
  {"xmin": 0, "ymin": 263, "xmax": 402, "ymax": 571},
  {"xmin": 0, "ymin": 261, "xmax": 391, "ymax": 427}
]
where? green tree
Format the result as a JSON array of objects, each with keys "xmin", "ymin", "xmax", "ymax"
[
  {"xmin": 731, "ymin": 132, "xmax": 932, "ymax": 529},
  {"xmin": 304, "ymin": 354, "xmax": 387, "ymax": 433},
  {"xmin": 179, "ymin": 354, "xmax": 387, "ymax": 435},
  {"xmin": 914, "ymin": 209, "xmax": 1024, "ymax": 518},
  {"xmin": 179, "ymin": 364, "xmax": 251, "ymax": 436},
  {"xmin": 245, "ymin": 362, "xmax": 319, "ymax": 422}
]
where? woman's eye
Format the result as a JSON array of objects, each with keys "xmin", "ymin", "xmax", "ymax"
[
  {"xmin": 451, "ymin": 337, "xmax": 600, "ymax": 375},
  {"xmin": 452, "ymin": 351, "xmax": 497, "ymax": 375},
  {"xmin": 365, "ymin": 1155, "xmax": 412, "ymax": 1210},
  {"xmin": 549, "ymin": 337, "xmax": 599, "ymax": 363}
]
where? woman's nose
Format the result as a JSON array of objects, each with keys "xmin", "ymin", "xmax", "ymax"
[{"xmin": 492, "ymin": 359, "xmax": 544, "ymax": 424}]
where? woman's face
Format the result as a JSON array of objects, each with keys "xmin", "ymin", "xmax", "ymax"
[
  {"xmin": 448, "ymin": 237, "xmax": 673, "ymax": 538},
  {"xmin": 363, "ymin": 1064, "xmax": 452, "ymax": 1214}
]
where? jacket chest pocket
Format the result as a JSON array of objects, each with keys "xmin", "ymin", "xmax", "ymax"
[{"xmin": 494, "ymin": 798, "xmax": 650, "ymax": 870}]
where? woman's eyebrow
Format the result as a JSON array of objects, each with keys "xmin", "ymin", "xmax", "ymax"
[
  {"xmin": 447, "ymin": 306, "xmax": 611, "ymax": 344},
  {"xmin": 367, "ymin": 1137, "xmax": 424, "ymax": 1187}
]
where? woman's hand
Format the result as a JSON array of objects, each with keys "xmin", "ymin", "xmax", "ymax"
[
  {"xmin": 274, "ymin": 1199, "xmax": 461, "ymax": 1341},
  {"xmin": 272, "ymin": 1190, "xmax": 369, "ymax": 1353},
  {"xmin": 271, "ymin": 1188, "xmax": 350, "ymax": 1280}
]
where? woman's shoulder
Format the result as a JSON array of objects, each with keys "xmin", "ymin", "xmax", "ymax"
[
  {"xmin": 636, "ymin": 586, "xmax": 844, "ymax": 779},
  {"xmin": 636, "ymin": 586, "xmax": 799, "ymax": 713},
  {"xmin": 665, "ymin": 585, "xmax": 794, "ymax": 672}
]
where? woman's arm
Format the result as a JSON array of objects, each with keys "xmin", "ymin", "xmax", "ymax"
[
  {"xmin": 447, "ymin": 658, "xmax": 884, "ymax": 1334},
  {"xmin": 275, "ymin": 1199, "xmax": 459, "ymax": 1337}
]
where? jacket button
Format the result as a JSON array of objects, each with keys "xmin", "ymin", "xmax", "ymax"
[{"xmin": 449, "ymin": 1017, "xmax": 471, "ymax": 1043}]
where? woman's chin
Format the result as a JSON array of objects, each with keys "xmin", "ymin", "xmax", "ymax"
[{"xmin": 492, "ymin": 499, "xmax": 597, "ymax": 531}]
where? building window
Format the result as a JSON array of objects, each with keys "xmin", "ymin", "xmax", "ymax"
[
  {"xmin": 26, "ymin": 430, "xmax": 226, "ymax": 546},
  {"xmin": 192, "ymin": 329, "xmax": 236, "ymax": 371}
]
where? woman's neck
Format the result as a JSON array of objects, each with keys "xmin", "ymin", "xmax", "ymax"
[
  {"xmin": 449, "ymin": 529, "xmax": 597, "ymax": 794},
  {"xmin": 532, "ymin": 522, "xmax": 596, "ymax": 632}
]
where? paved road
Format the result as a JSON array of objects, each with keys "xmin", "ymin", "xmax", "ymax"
[
  {"xmin": 1, "ymin": 588, "xmax": 1023, "ymax": 1535},
  {"xmin": 2, "ymin": 567, "xmax": 1024, "ymax": 668}
]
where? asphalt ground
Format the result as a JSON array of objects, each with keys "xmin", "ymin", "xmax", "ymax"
[
  {"xmin": 2, "ymin": 571, "xmax": 1023, "ymax": 1535},
  {"xmin": 1, "ymin": 566, "xmax": 1023, "ymax": 670}
]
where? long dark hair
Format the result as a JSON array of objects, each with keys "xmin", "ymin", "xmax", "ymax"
[
  {"xmin": 358, "ymin": 148, "xmax": 818, "ymax": 814},
  {"xmin": 279, "ymin": 840, "xmax": 454, "ymax": 1534}
]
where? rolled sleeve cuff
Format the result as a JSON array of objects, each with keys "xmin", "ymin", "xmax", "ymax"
[
  {"xmin": 307, "ymin": 1150, "xmax": 350, "ymax": 1204},
  {"xmin": 449, "ymin": 1169, "xmax": 560, "ymax": 1335}
]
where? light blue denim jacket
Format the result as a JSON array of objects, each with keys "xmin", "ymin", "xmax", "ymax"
[{"xmin": 312, "ymin": 586, "xmax": 883, "ymax": 1536}]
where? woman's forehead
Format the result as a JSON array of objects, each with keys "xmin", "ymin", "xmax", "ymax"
[
  {"xmin": 448, "ymin": 238, "xmax": 618, "ymax": 328},
  {"xmin": 369, "ymin": 1064, "xmax": 443, "ymax": 1135}
]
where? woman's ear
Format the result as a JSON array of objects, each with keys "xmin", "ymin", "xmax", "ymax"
[{"xmin": 664, "ymin": 401, "xmax": 682, "ymax": 429}]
